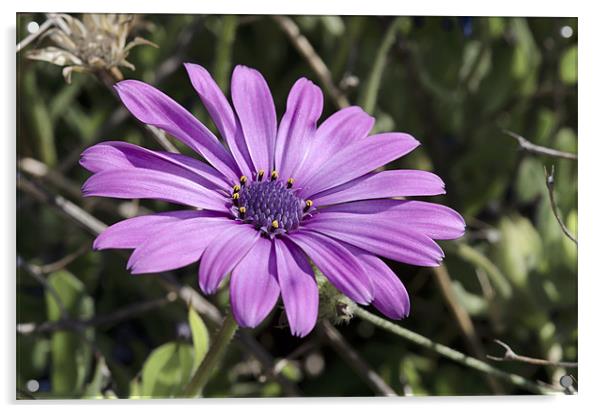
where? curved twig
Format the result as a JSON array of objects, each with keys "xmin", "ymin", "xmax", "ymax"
[
  {"xmin": 487, "ymin": 339, "xmax": 578, "ymax": 368},
  {"xmin": 504, "ymin": 130, "xmax": 577, "ymax": 160},
  {"xmin": 544, "ymin": 165, "xmax": 577, "ymax": 245},
  {"xmin": 354, "ymin": 306, "xmax": 556, "ymax": 395},
  {"xmin": 320, "ymin": 320, "xmax": 397, "ymax": 396},
  {"xmin": 272, "ymin": 15, "xmax": 350, "ymax": 109}
]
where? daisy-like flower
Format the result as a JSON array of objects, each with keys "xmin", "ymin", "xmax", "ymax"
[{"xmin": 81, "ymin": 63, "xmax": 465, "ymax": 337}]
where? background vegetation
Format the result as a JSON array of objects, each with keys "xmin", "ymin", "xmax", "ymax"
[{"xmin": 16, "ymin": 14, "xmax": 577, "ymax": 398}]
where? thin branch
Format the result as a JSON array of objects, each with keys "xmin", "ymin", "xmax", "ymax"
[
  {"xmin": 17, "ymin": 255, "xmax": 69, "ymax": 319},
  {"xmin": 431, "ymin": 265, "xmax": 504, "ymax": 394},
  {"xmin": 17, "ymin": 173, "xmax": 107, "ymax": 236},
  {"xmin": 504, "ymin": 130, "xmax": 577, "ymax": 160},
  {"xmin": 34, "ymin": 243, "xmax": 89, "ymax": 274},
  {"xmin": 319, "ymin": 320, "xmax": 397, "ymax": 396},
  {"xmin": 487, "ymin": 339, "xmax": 578, "ymax": 368},
  {"xmin": 16, "ymin": 18, "xmax": 54, "ymax": 53},
  {"xmin": 353, "ymin": 306, "xmax": 556, "ymax": 395},
  {"xmin": 19, "ymin": 156, "xmax": 151, "ymax": 219},
  {"xmin": 544, "ymin": 165, "xmax": 578, "ymax": 245},
  {"xmin": 17, "ymin": 293, "xmax": 177, "ymax": 335},
  {"xmin": 270, "ymin": 339, "xmax": 317, "ymax": 377},
  {"xmin": 272, "ymin": 15, "xmax": 350, "ymax": 109}
]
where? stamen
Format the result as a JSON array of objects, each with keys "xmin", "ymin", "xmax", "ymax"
[
  {"xmin": 304, "ymin": 200, "xmax": 313, "ymax": 212},
  {"xmin": 235, "ymin": 179, "xmax": 305, "ymax": 234},
  {"xmin": 270, "ymin": 170, "xmax": 279, "ymax": 181},
  {"xmin": 240, "ymin": 175, "xmax": 248, "ymax": 185},
  {"xmin": 257, "ymin": 169, "xmax": 265, "ymax": 181},
  {"xmin": 286, "ymin": 178, "xmax": 294, "ymax": 188},
  {"xmin": 232, "ymin": 184, "xmax": 241, "ymax": 193}
]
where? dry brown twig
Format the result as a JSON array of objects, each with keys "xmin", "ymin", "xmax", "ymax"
[
  {"xmin": 487, "ymin": 339, "xmax": 578, "ymax": 368},
  {"xmin": 431, "ymin": 265, "xmax": 504, "ymax": 394},
  {"xmin": 544, "ymin": 165, "xmax": 577, "ymax": 245},
  {"xmin": 272, "ymin": 15, "xmax": 350, "ymax": 110},
  {"xmin": 504, "ymin": 130, "xmax": 577, "ymax": 160},
  {"xmin": 319, "ymin": 320, "xmax": 398, "ymax": 396},
  {"xmin": 17, "ymin": 292, "xmax": 177, "ymax": 335}
]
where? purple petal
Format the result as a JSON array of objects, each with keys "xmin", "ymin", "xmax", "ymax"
[
  {"xmin": 230, "ymin": 237, "xmax": 280, "ymax": 328},
  {"xmin": 114, "ymin": 80, "xmax": 239, "ymax": 181},
  {"xmin": 82, "ymin": 169, "xmax": 229, "ymax": 212},
  {"xmin": 198, "ymin": 223, "xmax": 260, "ymax": 294},
  {"xmin": 81, "ymin": 141, "xmax": 230, "ymax": 190},
  {"xmin": 298, "ymin": 133, "xmax": 420, "ymax": 199},
  {"xmin": 321, "ymin": 199, "xmax": 466, "ymax": 240},
  {"xmin": 294, "ymin": 106, "xmax": 374, "ymax": 183},
  {"xmin": 274, "ymin": 78, "xmax": 323, "ymax": 181},
  {"xmin": 368, "ymin": 257, "xmax": 411, "ymax": 319},
  {"xmin": 231, "ymin": 65, "xmax": 277, "ymax": 173},
  {"xmin": 346, "ymin": 244, "xmax": 410, "ymax": 319},
  {"xmin": 274, "ymin": 238, "xmax": 318, "ymax": 337},
  {"xmin": 312, "ymin": 170, "xmax": 446, "ymax": 207},
  {"xmin": 286, "ymin": 230, "xmax": 373, "ymax": 304},
  {"xmin": 303, "ymin": 212, "xmax": 445, "ymax": 267},
  {"xmin": 126, "ymin": 217, "xmax": 234, "ymax": 274},
  {"xmin": 94, "ymin": 210, "xmax": 218, "ymax": 250},
  {"xmin": 184, "ymin": 63, "xmax": 254, "ymax": 178}
]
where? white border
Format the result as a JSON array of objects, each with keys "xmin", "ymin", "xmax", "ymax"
[{"xmin": 3, "ymin": 1, "xmax": 598, "ymax": 412}]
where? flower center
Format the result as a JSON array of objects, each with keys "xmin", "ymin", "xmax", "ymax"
[{"xmin": 232, "ymin": 171, "xmax": 312, "ymax": 237}]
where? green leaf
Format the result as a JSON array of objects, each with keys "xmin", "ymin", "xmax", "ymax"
[
  {"xmin": 82, "ymin": 356, "xmax": 109, "ymax": 399},
  {"xmin": 358, "ymin": 17, "xmax": 403, "ymax": 114},
  {"xmin": 451, "ymin": 281, "xmax": 488, "ymax": 316},
  {"xmin": 45, "ymin": 270, "xmax": 94, "ymax": 397},
  {"xmin": 559, "ymin": 45, "xmax": 577, "ymax": 85},
  {"xmin": 23, "ymin": 69, "xmax": 57, "ymax": 167},
  {"xmin": 140, "ymin": 342, "xmax": 194, "ymax": 398},
  {"xmin": 454, "ymin": 243, "xmax": 512, "ymax": 299},
  {"xmin": 493, "ymin": 215, "xmax": 543, "ymax": 289},
  {"xmin": 188, "ymin": 307, "xmax": 210, "ymax": 369}
]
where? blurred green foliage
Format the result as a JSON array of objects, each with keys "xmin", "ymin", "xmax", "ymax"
[{"xmin": 17, "ymin": 14, "xmax": 577, "ymax": 398}]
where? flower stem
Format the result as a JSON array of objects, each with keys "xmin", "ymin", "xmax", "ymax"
[
  {"xmin": 182, "ymin": 313, "xmax": 239, "ymax": 397},
  {"xmin": 353, "ymin": 306, "xmax": 555, "ymax": 395}
]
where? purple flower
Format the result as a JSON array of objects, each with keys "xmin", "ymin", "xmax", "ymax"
[{"xmin": 81, "ymin": 63, "xmax": 465, "ymax": 337}]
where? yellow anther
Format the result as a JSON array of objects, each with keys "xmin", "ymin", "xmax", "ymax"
[
  {"xmin": 304, "ymin": 200, "xmax": 313, "ymax": 212},
  {"xmin": 271, "ymin": 220, "xmax": 279, "ymax": 229},
  {"xmin": 257, "ymin": 169, "xmax": 265, "ymax": 181},
  {"xmin": 232, "ymin": 193, "xmax": 240, "ymax": 204},
  {"xmin": 232, "ymin": 184, "xmax": 241, "ymax": 193},
  {"xmin": 270, "ymin": 170, "xmax": 279, "ymax": 181},
  {"xmin": 286, "ymin": 178, "xmax": 295, "ymax": 188},
  {"xmin": 240, "ymin": 175, "xmax": 248, "ymax": 185},
  {"xmin": 239, "ymin": 207, "xmax": 246, "ymax": 216}
]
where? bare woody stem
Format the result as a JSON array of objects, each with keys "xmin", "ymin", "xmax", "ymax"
[
  {"xmin": 182, "ymin": 313, "xmax": 239, "ymax": 397},
  {"xmin": 504, "ymin": 130, "xmax": 577, "ymax": 160},
  {"xmin": 272, "ymin": 15, "xmax": 350, "ymax": 109},
  {"xmin": 487, "ymin": 339, "xmax": 578, "ymax": 368},
  {"xmin": 319, "ymin": 320, "xmax": 397, "ymax": 396},
  {"xmin": 353, "ymin": 306, "xmax": 555, "ymax": 395},
  {"xmin": 544, "ymin": 165, "xmax": 577, "ymax": 245}
]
